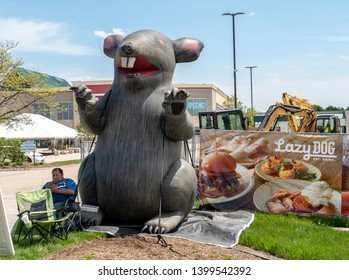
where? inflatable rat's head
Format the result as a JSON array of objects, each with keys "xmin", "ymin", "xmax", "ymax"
[{"xmin": 103, "ymin": 29, "xmax": 204, "ymax": 90}]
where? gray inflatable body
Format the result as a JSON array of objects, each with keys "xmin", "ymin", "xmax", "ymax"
[{"xmin": 73, "ymin": 30, "xmax": 204, "ymax": 233}]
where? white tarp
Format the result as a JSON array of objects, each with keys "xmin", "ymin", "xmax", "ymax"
[{"xmin": 0, "ymin": 113, "xmax": 78, "ymax": 140}]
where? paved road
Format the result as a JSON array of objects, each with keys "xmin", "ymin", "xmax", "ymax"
[{"xmin": 0, "ymin": 152, "xmax": 81, "ymax": 231}]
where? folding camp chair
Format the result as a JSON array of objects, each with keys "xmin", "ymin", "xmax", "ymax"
[
  {"xmin": 59, "ymin": 184, "xmax": 81, "ymax": 232},
  {"xmin": 11, "ymin": 189, "xmax": 71, "ymax": 243}
]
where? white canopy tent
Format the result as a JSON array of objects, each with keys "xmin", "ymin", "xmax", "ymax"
[{"xmin": 0, "ymin": 113, "xmax": 78, "ymax": 140}]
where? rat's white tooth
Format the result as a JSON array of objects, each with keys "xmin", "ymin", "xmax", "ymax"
[
  {"xmin": 127, "ymin": 57, "xmax": 136, "ymax": 68},
  {"xmin": 121, "ymin": 57, "xmax": 127, "ymax": 68},
  {"xmin": 120, "ymin": 56, "xmax": 136, "ymax": 68}
]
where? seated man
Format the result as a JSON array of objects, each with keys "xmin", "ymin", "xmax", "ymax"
[{"xmin": 42, "ymin": 167, "xmax": 77, "ymax": 211}]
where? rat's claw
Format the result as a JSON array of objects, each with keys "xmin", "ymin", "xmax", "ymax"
[
  {"xmin": 164, "ymin": 90, "xmax": 172, "ymax": 99},
  {"xmin": 160, "ymin": 226, "xmax": 166, "ymax": 234},
  {"xmin": 178, "ymin": 89, "xmax": 189, "ymax": 99}
]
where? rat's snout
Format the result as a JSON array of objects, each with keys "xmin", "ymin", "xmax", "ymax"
[{"xmin": 121, "ymin": 43, "xmax": 134, "ymax": 55}]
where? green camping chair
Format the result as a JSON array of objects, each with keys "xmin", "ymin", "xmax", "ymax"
[
  {"xmin": 59, "ymin": 183, "xmax": 81, "ymax": 232},
  {"xmin": 11, "ymin": 189, "xmax": 71, "ymax": 243}
]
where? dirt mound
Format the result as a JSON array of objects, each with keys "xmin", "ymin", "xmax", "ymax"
[{"xmin": 41, "ymin": 235, "xmax": 280, "ymax": 260}]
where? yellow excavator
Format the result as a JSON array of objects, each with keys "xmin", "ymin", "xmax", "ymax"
[
  {"xmin": 257, "ymin": 92, "xmax": 341, "ymax": 133},
  {"xmin": 281, "ymin": 92, "xmax": 313, "ymax": 109},
  {"xmin": 197, "ymin": 92, "xmax": 341, "ymax": 133},
  {"xmin": 257, "ymin": 93, "xmax": 317, "ymax": 132}
]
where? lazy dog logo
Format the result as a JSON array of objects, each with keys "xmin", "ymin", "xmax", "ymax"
[{"xmin": 274, "ymin": 138, "xmax": 337, "ymax": 162}]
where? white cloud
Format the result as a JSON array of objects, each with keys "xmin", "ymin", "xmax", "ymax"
[
  {"xmin": 0, "ymin": 18, "xmax": 95, "ymax": 55},
  {"xmin": 94, "ymin": 28, "xmax": 126, "ymax": 38},
  {"xmin": 323, "ymin": 36, "xmax": 349, "ymax": 42},
  {"xmin": 338, "ymin": 55, "xmax": 349, "ymax": 61},
  {"xmin": 94, "ymin": 31, "xmax": 108, "ymax": 38}
]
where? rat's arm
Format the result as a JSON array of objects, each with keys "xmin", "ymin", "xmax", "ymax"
[
  {"xmin": 161, "ymin": 88, "xmax": 194, "ymax": 141},
  {"xmin": 71, "ymin": 85, "xmax": 108, "ymax": 135}
]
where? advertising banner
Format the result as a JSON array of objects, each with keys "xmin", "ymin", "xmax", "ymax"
[{"xmin": 199, "ymin": 130, "xmax": 349, "ymax": 217}]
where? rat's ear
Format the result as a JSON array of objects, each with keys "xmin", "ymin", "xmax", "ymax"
[
  {"xmin": 173, "ymin": 38, "xmax": 204, "ymax": 63},
  {"xmin": 103, "ymin": 35, "xmax": 124, "ymax": 58}
]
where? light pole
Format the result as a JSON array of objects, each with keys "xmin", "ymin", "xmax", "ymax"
[
  {"xmin": 245, "ymin": 66, "xmax": 257, "ymax": 112},
  {"xmin": 222, "ymin": 12, "xmax": 245, "ymax": 109}
]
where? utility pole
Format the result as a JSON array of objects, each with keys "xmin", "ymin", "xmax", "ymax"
[
  {"xmin": 222, "ymin": 12, "xmax": 245, "ymax": 109},
  {"xmin": 245, "ymin": 66, "xmax": 257, "ymax": 111}
]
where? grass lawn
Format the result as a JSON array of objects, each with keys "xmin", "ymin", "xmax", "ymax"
[
  {"xmin": 0, "ymin": 231, "xmax": 106, "ymax": 260},
  {"xmin": 239, "ymin": 212, "xmax": 349, "ymax": 260}
]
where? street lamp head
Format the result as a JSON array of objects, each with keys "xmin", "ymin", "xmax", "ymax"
[
  {"xmin": 245, "ymin": 66, "xmax": 257, "ymax": 69},
  {"xmin": 222, "ymin": 12, "xmax": 245, "ymax": 17}
]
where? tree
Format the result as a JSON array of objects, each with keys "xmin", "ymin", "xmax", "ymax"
[
  {"xmin": 0, "ymin": 138, "xmax": 22, "ymax": 163},
  {"xmin": 76, "ymin": 123, "xmax": 94, "ymax": 140},
  {"xmin": 222, "ymin": 95, "xmax": 246, "ymax": 111},
  {"xmin": 312, "ymin": 104, "xmax": 324, "ymax": 111},
  {"xmin": 222, "ymin": 95, "xmax": 256, "ymax": 128},
  {"xmin": 325, "ymin": 105, "xmax": 344, "ymax": 111},
  {"xmin": 0, "ymin": 41, "xmax": 59, "ymax": 125}
]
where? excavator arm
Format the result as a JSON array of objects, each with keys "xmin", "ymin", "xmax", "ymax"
[
  {"xmin": 258, "ymin": 103, "xmax": 317, "ymax": 132},
  {"xmin": 282, "ymin": 92, "xmax": 313, "ymax": 109}
]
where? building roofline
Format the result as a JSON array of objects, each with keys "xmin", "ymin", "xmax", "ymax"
[
  {"xmin": 69, "ymin": 81, "xmax": 229, "ymax": 98},
  {"xmin": 174, "ymin": 83, "xmax": 228, "ymax": 98},
  {"xmin": 71, "ymin": 80, "xmax": 113, "ymax": 86}
]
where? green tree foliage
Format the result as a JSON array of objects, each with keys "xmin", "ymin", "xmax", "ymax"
[
  {"xmin": 222, "ymin": 95, "xmax": 256, "ymax": 128},
  {"xmin": 325, "ymin": 105, "xmax": 345, "ymax": 111},
  {"xmin": 222, "ymin": 95, "xmax": 245, "ymax": 110},
  {"xmin": 312, "ymin": 104, "xmax": 324, "ymax": 111},
  {"xmin": 0, "ymin": 41, "xmax": 59, "ymax": 124},
  {"xmin": 0, "ymin": 138, "xmax": 22, "ymax": 162},
  {"xmin": 76, "ymin": 123, "xmax": 94, "ymax": 140}
]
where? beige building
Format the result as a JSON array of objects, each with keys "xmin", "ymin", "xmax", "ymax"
[
  {"xmin": 18, "ymin": 87, "xmax": 80, "ymax": 130},
  {"xmin": 175, "ymin": 83, "xmax": 228, "ymax": 127},
  {"xmin": 68, "ymin": 81, "xmax": 229, "ymax": 129},
  {"xmin": 5, "ymin": 76, "xmax": 228, "ymax": 132}
]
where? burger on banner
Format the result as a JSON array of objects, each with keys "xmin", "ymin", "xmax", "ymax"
[{"xmin": 200, "ymin": 151, "xmax": 243, "ymax": 199}]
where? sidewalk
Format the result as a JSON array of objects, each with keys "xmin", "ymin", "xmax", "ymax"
[
  {"xmin": 0, "ymin": 153, "xmax": 82, "ymax": 231},
  {"xmin": 43, "ymin": 151, "xmax": 82, "ymax": 163}
]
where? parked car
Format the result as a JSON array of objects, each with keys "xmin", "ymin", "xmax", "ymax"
[{"xmin": 24, "ymin": 151, "xmax": 45, "ymax": 163}]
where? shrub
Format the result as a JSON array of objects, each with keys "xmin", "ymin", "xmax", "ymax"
[{"xmin": 0, "ymin": 138, "xmax": 23, "ymax": 162}]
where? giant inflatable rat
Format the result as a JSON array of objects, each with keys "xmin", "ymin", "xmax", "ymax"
[{"xmin": 72, "ymin": 29, "xmax": 204, "ymax": 233}]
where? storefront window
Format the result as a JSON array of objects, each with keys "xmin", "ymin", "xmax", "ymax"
[
  {"xmin": 57, "ymin": 102, "xmax": 73, "ymax": 120},
  {"xmin": 33, "ymin": 103, "xmax": 50, "ymax": 118},
  {"xmin": 187, "ymin": 98, "xmax": 207, "ymax": 116}
]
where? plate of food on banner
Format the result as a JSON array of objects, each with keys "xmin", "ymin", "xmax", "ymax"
[
  {"xmin": 199, "ymin": 151, "xmax": 255, "ymax": 204},
  {"xmin": 203, "ymin": 135, "xmax": 272, "ymax": 169},
  {"xmin": 253, "ymin": 179, "xmax": 341, "ymax": 217},
  {"xmin": 254, "ymin": 155, "xmax": 321, "ymax": 182}
]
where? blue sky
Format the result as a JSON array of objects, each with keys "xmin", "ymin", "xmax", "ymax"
[{"xmin": 1, "ymin": 0, "xmax": 348, "ymax": 112}]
